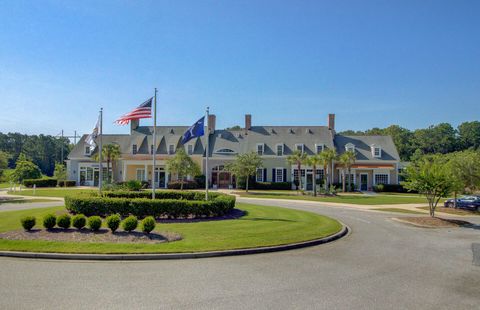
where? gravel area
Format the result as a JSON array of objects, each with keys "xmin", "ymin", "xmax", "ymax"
[{"xmin": 0, "ymin": 228, "xmax": 182, "ymax": 244}]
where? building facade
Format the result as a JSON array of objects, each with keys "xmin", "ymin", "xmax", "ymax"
[{"xmin": 66, "ymin": 114, "xmax": 401, "ymax": 191}]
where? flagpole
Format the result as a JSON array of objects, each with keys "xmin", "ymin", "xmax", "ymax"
[
  {"xmin": 152, "ymin": 88, "xmax": 157, "ymax": 199},
  {"xmin": 205, "ymin": 107, "xmax": 209, "ymax": 200},
  {"xmin": 99, "ymin": 108, "xmax": 103, "ymax": 195}
]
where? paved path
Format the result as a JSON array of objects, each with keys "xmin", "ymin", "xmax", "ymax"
[
  {"xmin": 0, "ymin": 191, "xmax": 64, "ymax": 212},
  {"xmin": 0, "ymin": 197, "xmax": 479, "ymax": 309}
]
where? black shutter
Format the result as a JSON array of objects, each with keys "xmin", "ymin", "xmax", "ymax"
[
  {"xmin": 263, "ymin": 168, "xmax": 267, "ymax": 182},
  {"xmin": 272, "ymin": 169, "xmax": 276, "ymax": 182},
  {"xmin": 283, "ymin": 169, "xmax": 287, "ymax": 182}
]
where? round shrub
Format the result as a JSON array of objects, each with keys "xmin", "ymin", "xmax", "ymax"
[
  {"xmin": 106, "ymin": 214, "xmax": 121, "ymax": 233},
  {"xmin": 141, "ymin": 216, "xmax": 156, "ymax": 234},
  {"xmin": 43, "ymin": 214, "xmax": 57, "ymax": 230},
  {"xmin": 72, "ymin": 214, "xmax": 86, "ymax": 230},
  {"xmin": 20, "ymin": 216, "xmax": 36, "ymax": 231},
  {"xmin": 122, "ymin": 216, "xmax": 138, "ymax": 232},
  {"xmin": 87, "ymin": 216, "xmax": 102, "ymax": 231},
  {"xmin": 56, "ymin": 214, "xmax": 71, "ymax": 229}
]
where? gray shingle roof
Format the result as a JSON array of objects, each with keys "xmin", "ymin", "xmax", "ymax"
[{"xmin": 334, "ymin": 135, "xmax": 400, "ymax": 161}]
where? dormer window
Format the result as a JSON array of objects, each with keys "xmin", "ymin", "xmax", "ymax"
[
  {"xmin": 151, "ymin": 145, "xmax": 154, "ymax": 155},
  {"xmin": 315, "ymin": 144, "xmax": 324, "ymax": 154},
  {"xmin": 84, "ymin": 146, "xmax": 91, "ymax": 156},
  {"xmin": 132, "ymin": 144, "xmax": 137, "ymax": 155},
  {"xmin": 257, "ymin": 143, "xmax": 264, "ymax": 156},
  {"xmin": 276, "ymin": 144, "xmax": 284, "ymax": 156},
  {"xmin": 168, "ymin": 144, "xmax": 175, "ymax": 154},
  {"xmin": 372, "ymin": 145, "xmax": 382, "ymax": 158},
  {"xmin": 187, "ymin": 144, "xmax": 193, "ymax": 155},
  {"xmin": 345, "ymin": 143, "xmax": 355, "ymax": 153},
  {"xmin": 295, "ymin": 144, "xmax": 304, "ymax": 153}
]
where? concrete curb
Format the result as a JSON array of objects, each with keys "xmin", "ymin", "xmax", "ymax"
[{"xmin": 0, "ymin": 225, "xmax": 348, "ymax": 261}]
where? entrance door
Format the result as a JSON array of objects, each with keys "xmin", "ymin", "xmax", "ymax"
[
  {"xmin": 360, "ymin": 174, "xmax": 368, "ymax": 191},
  {"xmin": 306, "ymin": 173, "xmax": 313, "ymax": 191},
  {"xmin": 155, "ymin": 171, "xmax": 166, "ymax": 188},
  {"xmin": 93, "ymin": 170, "xmax": 100, "ymax": 186},
  {"xmin": 218, "ymin": 172, "xmax": 231, "ymax": 188}
]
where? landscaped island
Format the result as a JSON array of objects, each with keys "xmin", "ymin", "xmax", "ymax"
[{"xmin": 0, "ymin": 190, "xmax": 343, "ymax": 254}]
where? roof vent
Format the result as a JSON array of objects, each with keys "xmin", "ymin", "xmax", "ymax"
[
  {"xmin": 169, "ymin": 128, "xmax": 174, "ymax": 134},
  {"xmin": 235, "ymin": 132, "xmax": 242, "ymax": 138},
  {"xmin": 270, "ymin": 128, "xmax": 276, "ymax": 134},
  {"xmin": 306, "ymin": 128, "xmax": 312, "ymax": 134},
  {"xmin": 289, "ymin": 128, "xmax": 294, "ymax": 134}
]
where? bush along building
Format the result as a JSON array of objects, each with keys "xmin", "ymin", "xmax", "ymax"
[{"xmin": 66, "ymin": 114, "xmax": 401, "ymax": 191}]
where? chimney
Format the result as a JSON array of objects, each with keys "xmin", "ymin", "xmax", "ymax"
[
  {"xmin": 245, "ymin": 114, "xmax": 252, "ymax": 134},
  {"xmin": 208, "ymin": 114, "xmax": 216, "ymax": 133},
  {"xmin": 328, "ymin": 114, "xmax": 335, "ymax": 131},
  {"xmin": 131, "ymin": 119, "xmax": 139, "ymax": 133}
]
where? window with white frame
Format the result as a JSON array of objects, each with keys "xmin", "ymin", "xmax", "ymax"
[
  {"xmin": 132, "ymin": 144, "xmax": 137, "ymax": 154},
  {"xmin": 316, "ymin": 169, "xmax": 324, "ymax": 181},
  {"xmin": 276, "ymin": 144, "xmax": 284, "ymax": 156},
  {"xmin": 276, "ymin": 168, "xmax": 284, "ymax": 182},
  {"xmin": 84, "ymin": 146, "xmax": 91, "ymax": 155},
  {"xmin": 256, "ymin": 168, "xmax": 264, "ymax": 182},
  {"xmin": 151, "ymin": 144, "xmax": 154, "ymax": 155},
  {"xmin": 315, "ymin": 144, "xmax": 324, "ymax": 154},
  {"xmin": 187, "ymin": 144, "xmax": 193, "ymax": 155},
  {"xmin": 293, "ymin": 169, "xmax": 306, "ymax": 182},
  {"xmin": 374, "ymin": 174, "xmax": 389, "ymax": 185},
  {"xmin": 136, "ymin": 169, "xmax": 146, "ymax": 181},
  {"xmin": 168, "ymin": 144, "xmax": 175, "ymax": 154},
  {"xmin": 257, "ymin": 143, "xmax": 264, "ymax": 156},
  {"xmin": 372, "ymin": 146, "xmax": 381, "ymax": 158},
  {"xmin": 345, "ymin": 143, "xmax": 355, "ymax": 153},
  {"xmin": 295, "ymin": 144, "xmax": 304, "ymax": 153}
]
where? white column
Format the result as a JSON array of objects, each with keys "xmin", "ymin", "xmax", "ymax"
[
  {"xmin": 165, "ymin": 169, "xmax": 169, "ymax": 188},
  {"xmin": 144, "ymin": 163, "xmax": 148, "ymax": 181},
  {"xmin": 123, "ymin": 161, "xmax": 127, "ymax": 181}
]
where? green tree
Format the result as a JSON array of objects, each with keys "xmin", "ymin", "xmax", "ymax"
[
  {"xmin": 287, "ymin": 150, "xmax": 307, "ymax": 191},
  {"xmin": 11, "ymin": 153, "xmax": 42, "ymax": 183},
  {"xmin": 225, "ymin": 152, "xmax": 263, "ymax": 192},
  {"xmin": 305, "ymin": 154, "xmax": 323, "ymax": 196},
  {"xmin": 53, "ymin": 163, "xmax": 67, "ymax": 185},
  {"xmin": 320, "ymin": 148, "xmax": 337, "ymax": 190},
  {"xmin": 447, "ymin": 150, "xmax": 480, "ymax": 207},
  {"xmin": 166, "ymin": 148, "xmax": 201, "ymax": 190},
  {"xmin": 338, "ymin": 150, "xmax": 356, "ymax": 192},
  {"xmin": 93, "ymin": 143, "xmax": 121, "ymax": 183},
  {"xmin": 402, "ymin": 155, "xmax": 455, "ymax": 217},
  {"xmin": 457, "ymin": 121, "xmax": 480, "ymax": 150},
  {"xmin": 0, "ymin": 151, "xmax": 9, "ymax": 178}
]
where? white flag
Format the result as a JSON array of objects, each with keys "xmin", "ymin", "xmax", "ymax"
[{"xmin": 85, "ymin": 118, "xmax": 99, "ymax": 152}]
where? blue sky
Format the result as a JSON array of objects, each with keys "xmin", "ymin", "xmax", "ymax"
[{"xmin": 0, "ymin": 0, "xmax": 479, "ymax": 137}]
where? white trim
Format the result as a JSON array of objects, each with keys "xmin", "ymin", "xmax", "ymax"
[
  {"xmin": 373, "ymin": 172, "xmax": 390, "ymax": 185},
  {"xmin": 187, "ymin": 144, "xmax": 194, "ymax": 155},
  {"xmin": 168, "ymin": 144, "xmax": 175, "ymax": 154},
  {"xmin": 256, "ymin": 168, "xmax": 264, "ymax": 182},
  {"xmin": 345, "ymin": 143, "xmax": 355, "ymax": 153},
  {"xmin": 315, "ymin": 143, "xmax": 324, "ymax": 154},
  {"xmin": 256, "ymin": 143, "xmax": 264, "ymax": 156},
  {"xmin": 359, "ymin": 173, "xmax": 368, "ymax": 191},
  {"xmin": 136, "ymin": 168, "xmax": 146, "ymax": 181},
  {"xmin": 295, "ymin": 143, "xmax": 304, "ymax": 153},
  {"xmin": 275, "ymin": 167, "xmax": 284, "ymax": 182},
  {"xmin": 276, "ymin": 144, "xmax": 284, "ymax": 156}
]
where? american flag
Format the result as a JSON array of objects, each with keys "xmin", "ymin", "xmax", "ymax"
[{"xmin": 115, "ymin": 97, "xmax": 153, "ymax": 125}]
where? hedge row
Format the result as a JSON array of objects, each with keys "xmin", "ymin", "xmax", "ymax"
[
  {"xmin": 23, "ymin": 178, "xmax": 76, "ymax": 188},
  {"xmin": 373, "ymin": 184, "xmax": 417, "ymax": 193},
  {"xmin": 65, "ymin": 192, "xmax": 235, "ymax": 219},
  {"xmin": 101, "ymin": 190, "xmax": 223, "ymax": 201},
  {"xmin": 253, "ymin": 182, "xmax": 292, "ymax": 190}
]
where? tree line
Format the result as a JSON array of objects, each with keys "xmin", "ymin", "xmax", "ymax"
[
  {"xmin": 0, "ymin": 132, "xmax": 71, "ymax": 176},
  {"xmin": 338, "ymin": 121, "xmax": 480, "ymax": 161}
]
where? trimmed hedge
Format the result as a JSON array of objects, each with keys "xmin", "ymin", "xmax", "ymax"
[
  {"xmin": 23, "ymin": 178, "xmax": 57, "ymax": 188},
  {"xmin": 167, "ymin": 180, "xmax": 198, "ymax": 190},
  {"xmin": 373, "ymin": 184, "xmax": 417, "ymax": 193},
  {"xmin": 65, "ymin": 191, "xmax": 236, "ymax": 219},
  {"xmin": 253, "ymin": 182, "xmax": 292, "ymax": 190},
  {"xmin": 57, "ymin": 180, "xmax": 76, "ymax": 187}
]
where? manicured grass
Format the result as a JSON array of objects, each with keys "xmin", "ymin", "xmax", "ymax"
[
  {"xmin": 418, "ymin": 206, "xmax": 480, "ymax": 216},
  {"xmin": 373, "ymin": 208, "xmax": 425, "ymax": 214},
  {"xmin": 236, "ymin": 191, "xmax": 431, "ymax": 205},
  {"xmin": 0, "ymin": 182, "xmax": 10, "ymax": 188},
  {"xmin": 0, "ymin": 203, "xmax": 342, "ymax": 254},
  {"xmin": 0, "ymin": 198, "xmax": 57, "ymax": 205},
  {"xmin": 8, "ymin": 188, "xmax": 95, "ymax": 198}
]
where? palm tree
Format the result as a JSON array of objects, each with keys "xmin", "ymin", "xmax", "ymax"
[
  {"xmin": 343, "ymin": 150, "xmax": 356, "ymax": 192},
  {"xmin": 93, "ymin": 143, "xmax": 121, "ymax": 183},
  {"xmin": 287, "ymin": 150, "xmax": 307, "ymax": 191},
  {"xmin": 320, "ymin": 148, "xmax": 337, "ymax": 191},
  {"xmin": 338, "ymin": 153, "xmax": 349, "ymax": 192},
  {"xmin": 306, "ymin": 154, "xmax": 323, "ymax": 196}
]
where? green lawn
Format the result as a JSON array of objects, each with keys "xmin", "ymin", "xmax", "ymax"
[
  {"xmin": 0, "ymin": 182, "xmax": 10, "ymax": 189},
  {"xmin": 8, "ymin": 188, "xmax": 95, "ymax": 198},
  {"xmin": 418, "ymin": 206, "xmax": 480, "ymax": 216},
  {"xmin": 0, "ymin": 198, "xmax": 57, "ymax": 205},
  {"xmin": 236, "ymin": 191, "xmax": 431, "ymax": 205},
  {"xmin": 372, "ymin": 208, "xmax": 425, "ymax": 214},
  {"xmin": 0, "ymin": 203, "xmax": 342, "ymax": 254}
]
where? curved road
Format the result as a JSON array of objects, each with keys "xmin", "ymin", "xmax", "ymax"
[{"xmin": 0, "ymin": 197, "xmax": 479, "ymax": 309}]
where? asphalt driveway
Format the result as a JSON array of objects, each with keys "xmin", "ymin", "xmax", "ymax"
[{"xmin": 0, "ymin": 197, "xmax": 478, "ymax": 309}]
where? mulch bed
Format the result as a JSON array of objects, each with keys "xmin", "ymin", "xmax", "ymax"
[
  {"xmin": 394, "ymin": 216, "xmax": 472, "ymax": 228},
  {"xmin": 0, "ymin": 229, "xmax": 182, "ymax": 244}
]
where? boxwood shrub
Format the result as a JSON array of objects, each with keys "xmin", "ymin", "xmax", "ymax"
[
  {"xmin": 141, "ymin": 216, "xmax": 156, "ymax": 234},
  {"xmin": 88, "ymin": 216, "xmax": 102, "ymax": 231},
  {"xmin": 106, "ymin": 214, "xmax": 121, "ymax": 233},
  {"xmin": 65, "ymin": 191, "xmax": 235, "ymax": 219},
  {"xmin": 20, "ymin": 216, "xmax": 36, "ymax": 231},
  {"xmin": 122, "ymin": 216, "xmax": 138, "ymax": 232},
  {"xmin": 72, "ymin": 214, "xmax": 86, "ymax": 230},
  {"xmin": 56, "ymin": 214, "xmax": 71, "ymax": 229},
  {"xmin": 23, "ymin": 178, "xmax": 58, "ymax": 188},
  {"xmin": 43, "ymin": 214, "xmax": 57, "ymax": 230}
]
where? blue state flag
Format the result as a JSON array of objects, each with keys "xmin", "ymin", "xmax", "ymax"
[{"xmin": 181, "ymin": 116, "xmax": 205, "ymax": 144}]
